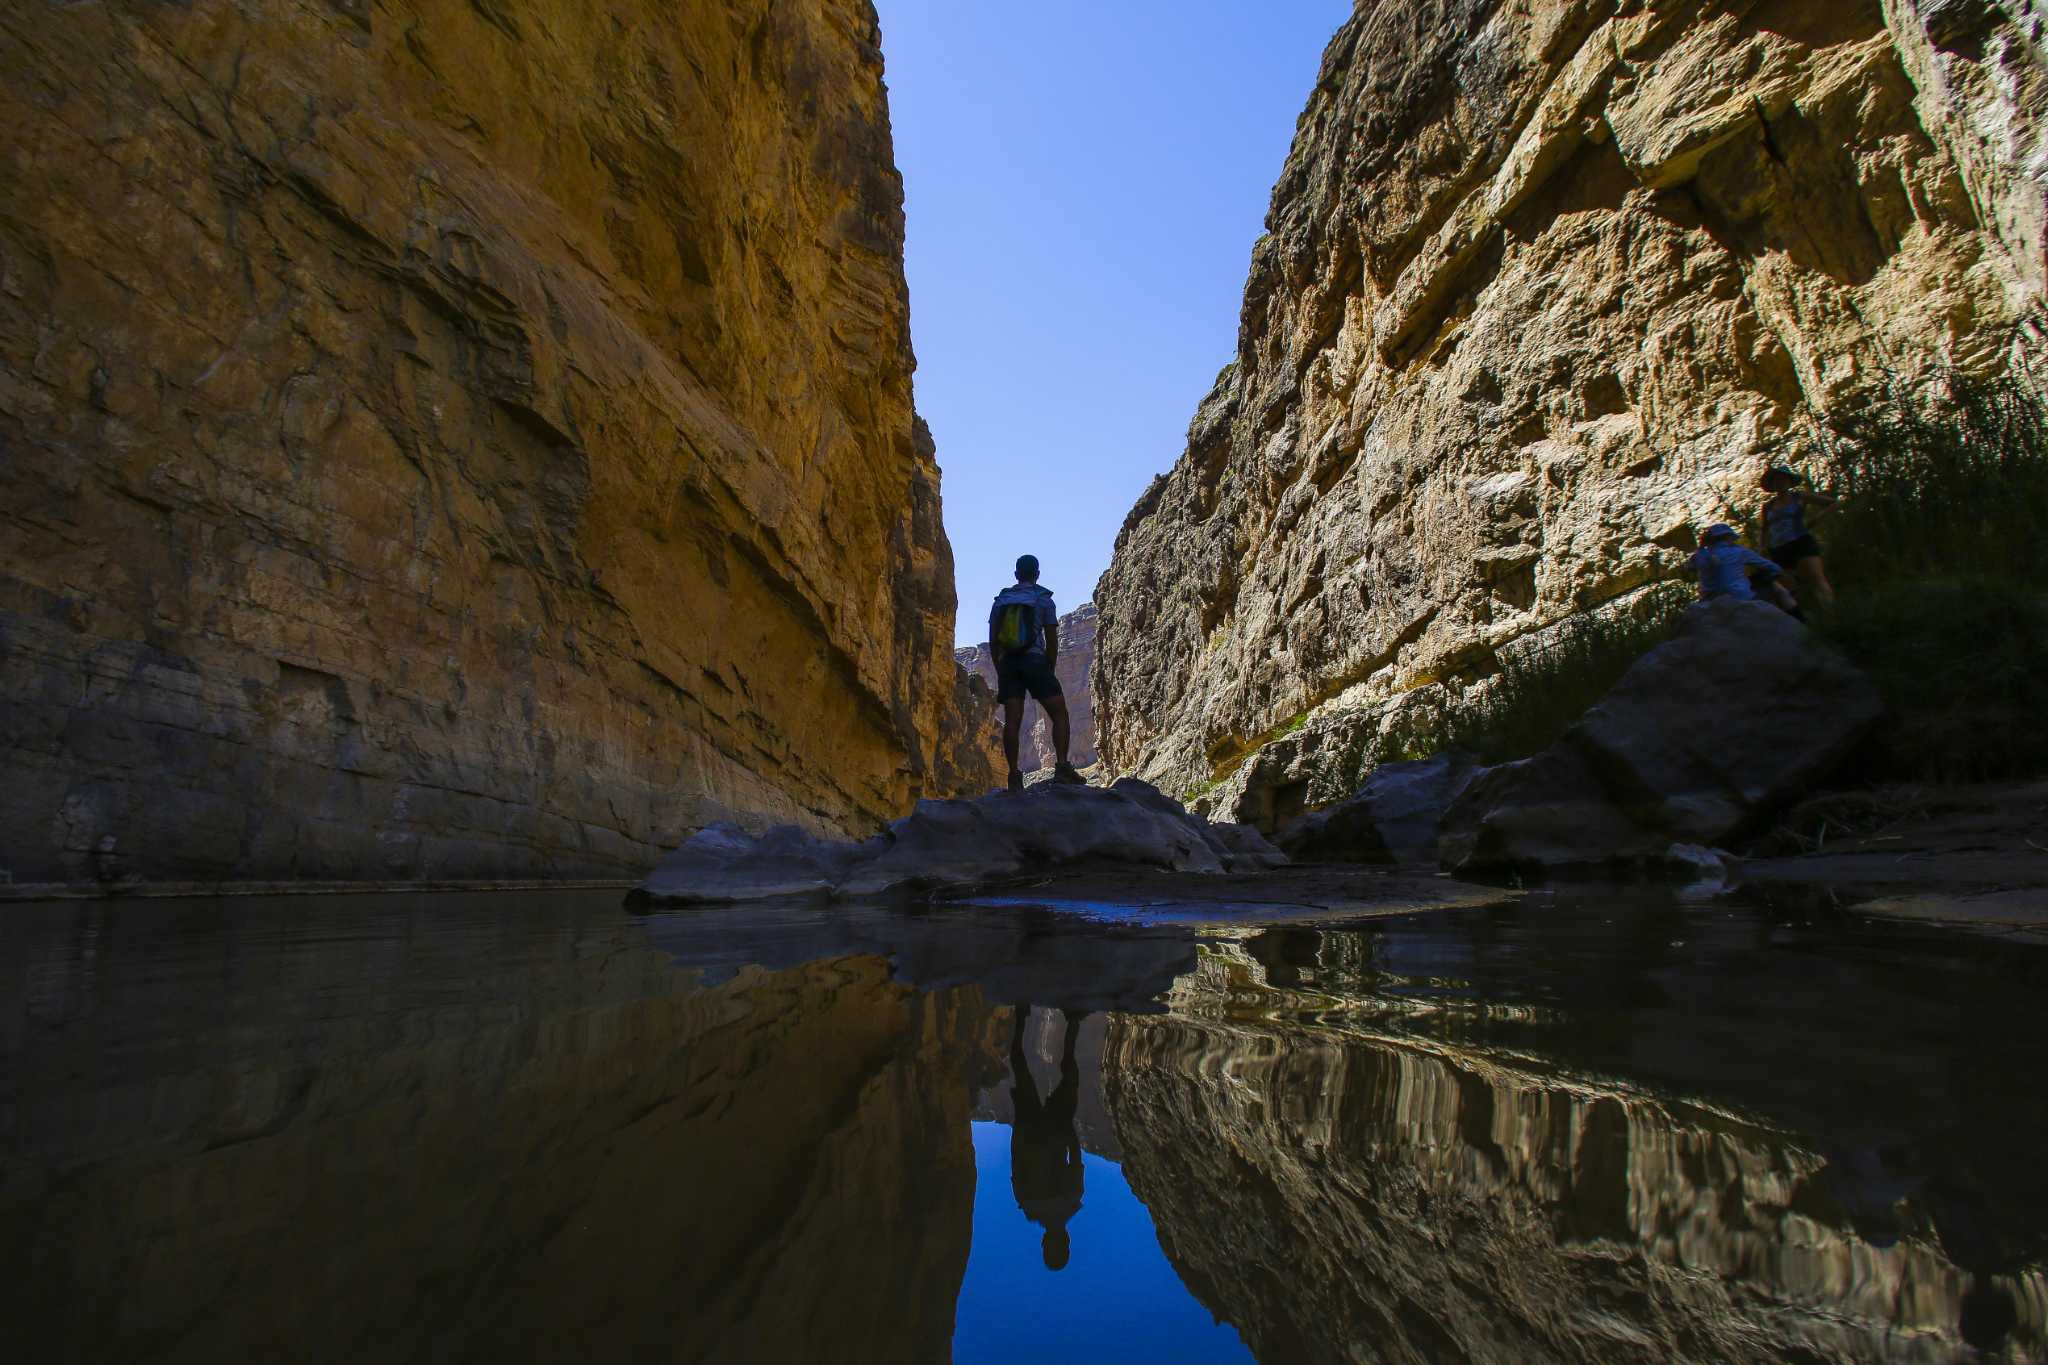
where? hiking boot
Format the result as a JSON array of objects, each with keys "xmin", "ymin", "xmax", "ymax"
[
  {"xmin": 1006, "ymin": 770, "xmax": 1025, "ymax": 794},
  {"xmin": 1052, "ymin": 763, "xmax": 1088, "ymax": 786}
]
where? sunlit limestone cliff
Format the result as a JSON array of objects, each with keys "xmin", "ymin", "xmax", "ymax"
[
  {"xmin": 1094, "ymin": 0, "xmax": 2047, "ymax": 816},
  {"xmin": 0, "ymin": 0, "xmax": 961, "ymax": 883}
]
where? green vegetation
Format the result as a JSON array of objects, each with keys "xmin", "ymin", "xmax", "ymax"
[
  {"xmin": 1426, "ymin": 584, "xmax": 1693, "ymax": 765},
  {"xmin": 1807, "ymin": 366, "xmax": 2048, "ymax": 781},
  {"xmin": 1815, "ymin": 365, "xmax": 2048, "ymax": 586},
  {"xmin": 1820, "ymin": 578, "xmax": 2048, "ymax": 781},
  {"xmin": 1387, "ymin": 363, "xmax": 2048, "ymax": 780}
]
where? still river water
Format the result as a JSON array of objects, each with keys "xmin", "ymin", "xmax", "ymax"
[{"xmin": 3, "ymin": 886, "xmax": 2046, "ymax": 1363}]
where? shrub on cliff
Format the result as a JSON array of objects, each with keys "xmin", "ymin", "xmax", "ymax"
[
  {"xmin": 1423, "ymin": 584, "xmax": 1693, "ymax": 764},
  {"xmin": 1815, "ymin": 365, "xmax": 2048, "ymax": 586},
  {"xmin": 1804, "ymin": 365, "xmax": 2048, "ymax": 781},
  {"xmin": 1820, "ymin": 578, "xmax": 2048, "ymax": 782}
]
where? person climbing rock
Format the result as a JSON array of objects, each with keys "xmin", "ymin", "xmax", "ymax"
[
  {"xmin": 988, "ymin": 554, "xmax": 1087, "ymax": 793},
  {"xmin": 1691, "ymin": 523, "xmax": 1797, "ymax": 605},
  {"xmin": 1008, "ymin": 1005, "xmax": 1087, "ymax": 1272},
  {"xmin": 1760, "ymin": 465, "xmax": 1839, "ymax": 606}
]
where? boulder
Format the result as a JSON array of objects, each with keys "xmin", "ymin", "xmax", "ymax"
[
  {"xmin": 1573, "ymin": 600, "xmax": 1884, "ymax": 844},
  {"xmin": 1280, "ymin": 750, "xmax": 1481, "ymax": 864},
  {"xmin": 1437, "ymin": 747, "xmax": 1668, "ymax": 875},
  {"xmin": 640, "ymin": 781, "xmax": 1287, "ymax": 904},
  {"xmin": 642, "ymin": 823, "xmax": 876, "ymax": 904},
  {"xmin": 1441, "ymin": 600, "xmax": 1882, "ymax": 875}
]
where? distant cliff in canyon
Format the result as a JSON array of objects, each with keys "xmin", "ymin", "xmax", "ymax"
[
  {"xmin": 0, "ymin": 0, "xmax": 961, "ymax": 885},
  {"xmin": 958, "ymin": 602, "xmax": 1099, "ymax": 771},
  {"xmin": 1094, "ymin": 0, "xmax": 2048, "ymax": 815}
]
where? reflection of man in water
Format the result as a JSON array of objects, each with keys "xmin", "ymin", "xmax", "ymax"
[{"xmin": 1009, "ymin": 1005, "xmax": 1086, "ymax": 1270}]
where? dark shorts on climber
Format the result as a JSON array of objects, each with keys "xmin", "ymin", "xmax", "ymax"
[{"xmin": 995, "ymin": 653, "xmax": 1062, "ymax": 705}]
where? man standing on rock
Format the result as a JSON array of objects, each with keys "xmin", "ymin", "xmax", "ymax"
[{"xmin": 989, "ymin": 554, "xmax": 1087, "ymax": 793}]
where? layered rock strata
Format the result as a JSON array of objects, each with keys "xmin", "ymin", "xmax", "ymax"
[
  {"xmin": 0, "ymin": 0, "xmax": 959, "ymax": 885},
  {"xmin": 931, "ymin": 664, "xmax": 1007, "ymax": 799},
  {"xmin": 959, "ymin": 602, "xmax": 1099, "ymax": 770},
  {"xmin": 1095, "ymin": 0, "xmax": 2048, "ymax": 812}
]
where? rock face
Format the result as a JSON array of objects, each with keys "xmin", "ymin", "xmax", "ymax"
[
  {"xmin": 1094, "ymin": 0, "xmax": 2047, "ymax": 809},
  {"xmin": 641, "ymin": 780, "xmax": 1284, "ymax": 903},
  {"xmin": 958, "ymin": 602, "xmax": 1099, "ymax": 770},
  {"xmin": 1278, "ymin": 748, "xmax": 1480, "ymax": 861},
  {"xmin": 930, "ymin": 664, "xmax": 1007, "ymax": 800},
  {"xmin": 1439, "ymin": 598, "xmax": 1882, "ymax": 873},
  {"xmin": 0, "ymin": 0, "xmax": 960, "ymax": 885}
]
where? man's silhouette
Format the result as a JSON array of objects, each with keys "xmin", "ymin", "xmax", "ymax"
[
  {"xmin": 987, "ymin": 555, "xmax": 1087, "ymax": 793},
  {"xmin": 1008, "ymin": 1005, "xmax": 1087, "ymax": 1270}
]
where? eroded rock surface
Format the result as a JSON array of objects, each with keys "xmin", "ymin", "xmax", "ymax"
[
  {"xmin": 1095, "ymin": 0, "xmax": 2048, "ymax": 810},
  {"xmin": 930, "ymin": 664, "xmax": 1007, "ymax": 800},
  {"xmin": 1279, "ymin": 748, "xmax": 1481, "ymax": 861},
  {"xmin": 958, "ymin": 602, "xmax": 1099, "ymax": 771},
  {"xmin": 0, "ymin": 0, "xmax": 959, "ymax": 885}
]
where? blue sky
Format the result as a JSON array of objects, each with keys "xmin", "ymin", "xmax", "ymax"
[{"xmin": 873, "ymin": 1, "xmax": 1354, "ymax": 645}]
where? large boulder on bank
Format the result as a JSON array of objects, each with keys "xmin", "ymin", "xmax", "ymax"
[
  {"xmin": 641, "ymin": 780, "xmax": 1285, "ymax": 904},
  {"xmin": 1280, "ymin": 750, "xmax": 1481, "ymax": 863},
  {"xmin": 1441, "ymin": 600, "xmax": 1882, "ymax": 875}
]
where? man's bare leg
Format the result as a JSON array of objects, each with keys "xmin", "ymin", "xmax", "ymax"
[
  {"xmin": 1043, "ymin": 694, "xmax": 1073, "ymax": 766},
  {"xmin": 1043, "ymin": 694, "xmax": 1087, "ymax": 783}
]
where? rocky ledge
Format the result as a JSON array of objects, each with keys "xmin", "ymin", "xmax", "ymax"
[
  {"xmin": 640, "ymin": 781, "xmax": 1284, "ymax": 903},
  {"xmin": 1278, "ymin": 599, "xmax": 1883, "ymax": 877}
]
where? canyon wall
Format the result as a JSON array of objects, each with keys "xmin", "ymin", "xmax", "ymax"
[
  {"xmin": 1094, "ymin": 0, "xmax": 2048, "ymax": 813},
  {"xmin": 958, "ymin": 602, "xmax": 1099, "ymax": 770},
  {"xmin": 0, "ymin": 0, "xmax": 960, "ymax": 885},
  {"xmin": 931, "ymin": 662, "xmax": 1006, "ymax": 798}
]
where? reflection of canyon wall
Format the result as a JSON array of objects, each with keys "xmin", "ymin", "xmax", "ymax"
[
  {"xmin": 1094, "ymin": 0, "xmax": 2048, "ymax": 812},
  {"xmin": 0, "ymin": 0, "xmax": 960, "ymax": 885},
  {"xmin": 1104, "ymin": 981, "xmax": 2044, "ymax": 1362},
  {"xmin": 958, "ymin": 603, "xmax": 1098, "ymax": 771},
  {"xmin": 0, "ymin": 920, "xmax": 994, "ymax": 1363}
]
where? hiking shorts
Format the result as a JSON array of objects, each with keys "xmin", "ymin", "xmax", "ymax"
[
  {"xmin": 995, "ymin": 652, "xmax": 1062, "ymax": 704},
  {"xmin": 1769, "ymin": 534, "xmax": 1822, "ymax": 569}
]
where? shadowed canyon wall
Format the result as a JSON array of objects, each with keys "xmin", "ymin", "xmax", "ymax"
[
  {"xmin": 0, "ymin": 907, "xmax": 996, "ymax": 1364},
  {"xmin": 958, "ymin": 602, "xmax": 1098, "ymax": 771},
  {"xmin": 0, "ymin": 0, "xmax": 961, "ymax": 885},
  {"xmin": 1094, "ymin": 0, "xmax": 2048, "ymax": 813},
  {"xmin": 1104, "ymin": 945, "xmax": 2048, "ymax": 1363}
]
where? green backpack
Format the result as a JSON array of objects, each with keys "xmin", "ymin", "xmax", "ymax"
[{"xmin": 992, "ymin": 597, "xmax": 1039, "ymax": 655}]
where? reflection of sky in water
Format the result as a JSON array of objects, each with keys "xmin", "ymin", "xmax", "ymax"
[{"xmin": 953, "ymin": 1122, "xmax": 1253, "ymax": 1365}]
